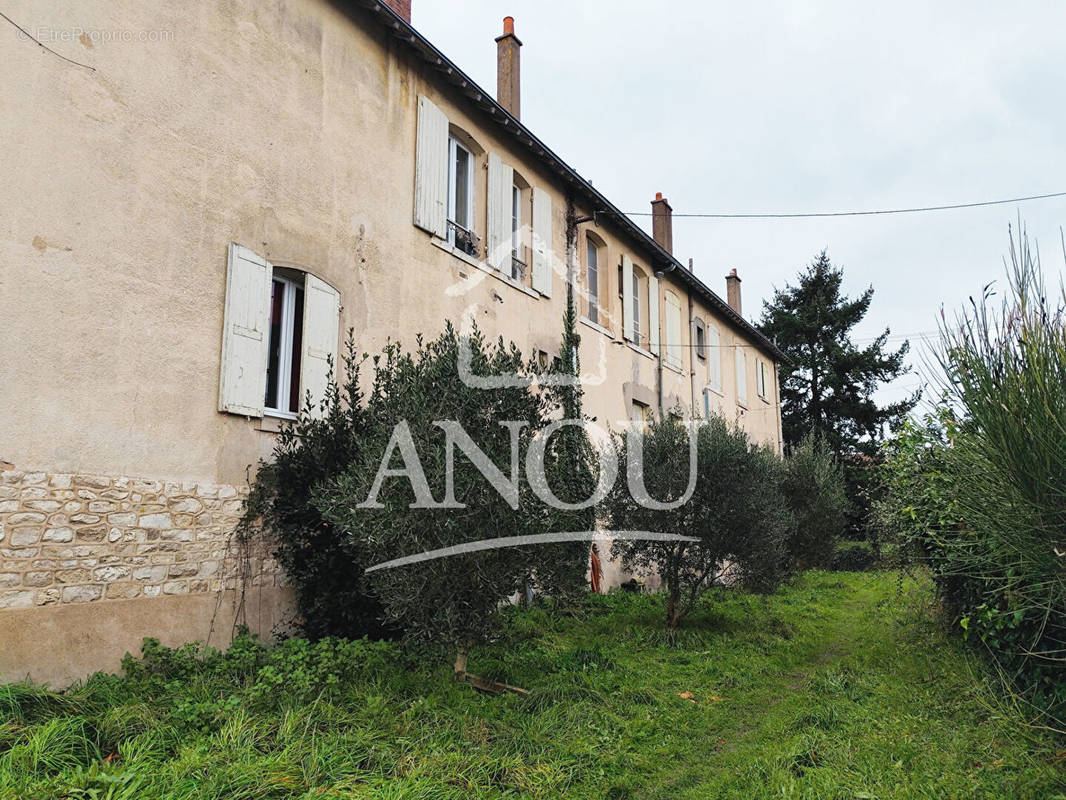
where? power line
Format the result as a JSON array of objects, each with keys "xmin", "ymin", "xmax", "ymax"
[{"xmin": 622, "ymin": 190, "xmax": 1066, "ymax": 219}]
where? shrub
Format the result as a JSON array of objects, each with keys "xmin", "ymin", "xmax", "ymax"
[
  {"xmin": 603, "ymin": 415, "xmax": 792, "ymax": 630},
  {"xmin": 781, "ymin": 437, "xmax": 850, "ymax": 569},
  {"xmin": 240, "ymin": 335, "xmax": 395, "ymax": 641},
  {"xmin": 879, "ymin": 225, "xmax": 1066, "ymax": 725}
]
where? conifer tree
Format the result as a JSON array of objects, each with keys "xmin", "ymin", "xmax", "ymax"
[{"xmin": 758, "ymin": 250, "xmax": 918, "ymax": 456}]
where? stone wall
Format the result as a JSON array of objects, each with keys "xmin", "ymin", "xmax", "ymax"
[{"xmin": 0, "ymin": 468, "xmax": 281, "ymax": 610}]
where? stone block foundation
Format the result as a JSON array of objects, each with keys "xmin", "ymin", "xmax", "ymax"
[{"xmin": 0, "ymin": 468, "xmax": 282, "ymax": 610}]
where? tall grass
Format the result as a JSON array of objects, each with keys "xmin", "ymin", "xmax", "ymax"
[
  {"xmin": 927, "ymin": 223, "xmax": 1066, "ymax": 725},
  {"xmin": 0, "ymin": 575, "xmax": 1062, "ymax": 798}
]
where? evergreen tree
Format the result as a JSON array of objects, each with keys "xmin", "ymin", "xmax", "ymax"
[
  {"xmin": 532, "ymin": 279, "xmax": 599, "ymax": 601},
  {"xmin": 758, "ymin": 250, "xmax": 918, "ymax": 456}
]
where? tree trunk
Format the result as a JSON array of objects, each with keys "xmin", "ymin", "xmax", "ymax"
[
  {"xmin": 453, "ymin": 646, "xmax": 468, "ymax": 678},
  {"xmin": 665, "ymin": 589, "xmax": 683, "ymax": 631}
]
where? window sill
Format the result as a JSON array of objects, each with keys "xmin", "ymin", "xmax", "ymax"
[
  {"xmin": 255, "ymin": 412, "xmax": 295, "ymax": 434},
  {"xmin": 759, "ymin": 395, "xmax": 772, "ymax": 405},
  {"xmin": 625, "ymin": 341, "xmax": 656, "ymax": 360},
  {"xmin": 705, "ymin": 385, "xmax": 724, "ymax": 397},
  {"xmin": 430, "ymin": 237, "xmax": 540, "ymax": 300},
  {"xmin": 579, "ymin": 317, "xmax": 614, "ymax": 339},
  {"xmin": 663, "ymin": 361, "xmax": 683, "ymax": 375},
  {"xmin": 737, "ymin": 400, "xmax": 749, "ymax": 410}
]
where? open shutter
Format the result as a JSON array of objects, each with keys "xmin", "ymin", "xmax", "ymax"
[
  {"xmin": 708, "ymin": 325, "xmax": 722, "ymax": 392},
  {"xmin": 413, "ymin": 95, "xmax": 448, "ymax": 237},
  {"xmin": 622, "ymin": 254, "xmax": 634, "ymax": 341},
  {"xmin": 300, "ymin": 275, "xmax": 341, "ymax": 418},
  {"xmin": 648, "ymin": 275, "xmax": 660, "ymax": 355},
  {"xmin": 665, "ymin": 293, "xmax": 682, "ymax": 367},
  {"xmin": 486, "ymin": 153, "xmax": 513, "ymax": 271},
  {"xmin": 219, "ymin": 244, "xmax": 271, "ymax": 416},
  {"xmin": 735, "ymin": 346, "xmax": 748, "ymax": 404},
  {"xmin": 531, "ymin": 187, "xmax": 552, "ymax": 296}
]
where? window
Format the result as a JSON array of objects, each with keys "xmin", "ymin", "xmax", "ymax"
[
  {"xmin": 707, "ymin": 324, "xmax": 723, "ymax": 393},
  {"xmin": 735, "ymin": 346, "xmax": 748, "ymax": 406},
  {"xmin": 219, "ymin": 244, "xmax": 340, "ymax": 420},
  {"xmin": 447, "ymin": 135, "xmax": 475, "ymax": 254},
  {"xmin": 586, "ymin": 235, "xmax": 602, "ymax": 324},
  {"xmin": 757, "ymin": 360, "xmax": 768, "ymax": 400},
  {"xmin": 694, "ymin": 319, "xmax": 707, "ymax": 361},
  {"xmin": 631, "ymin": 400, "xmax": 652, "ymax": 427},
  {"xmin": 265, "ymin": 274, "xmax": 305, "ymax": 416},
  {"xmin": 511, "ymin": 183, "xmax": 523, "ymax": 280}
]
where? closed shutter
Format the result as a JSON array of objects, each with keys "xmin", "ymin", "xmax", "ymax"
[
  {"xmin": 622, "ymin": 254, "xmax": 634, "ymax": 341},
  {"xmin": 735, "ymin": 346, "xmax": 748, "ymax": 404},
  {"xmin": 708, "ymin": 325, "xmax": 722, "ymax": 392},
  {"xmin": 531, "ymin": 187, "xmax": 552, "ymax": 296},
  {"xmin": 648, "ymin": 275, "xmax": 660, "ymax": 355},
  {"xmin": 486, "ymin": 153, "xmax": 513, "ymax": 271},
  {"xmin": 298, "ymin": 274, "xmax": 341, "ymax": 418},
  {"xmin": 757, "ymin": 361, "xmax": 766, "ymax": 398},
  {"xmin": 665, "ymin": 292, "xmax": 682, "ymax": 367},
  {"xmin": 413, "ymin": 95, "xmax": 449, "ymax": 237},
  {"xmin": 219, "ymin": 244, "xmax": 272, "ymax": 417}
]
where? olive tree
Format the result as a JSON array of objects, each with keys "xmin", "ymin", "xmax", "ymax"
[{"xmin": 603, "ymin": 414, "xmax": 792, "ymax": 630}]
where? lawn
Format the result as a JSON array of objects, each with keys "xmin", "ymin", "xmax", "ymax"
[{"xmin": 1, "ymin": 571, "xmax": 1063, "ymax": 799}]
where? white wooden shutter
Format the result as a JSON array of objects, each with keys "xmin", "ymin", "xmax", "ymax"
[
  {"xmin": 648, "ymin": 275, "xmax": 660, "ymax": 355},
  {"xmin": 735, "ymin": 346, "xmax": 748, "ymax": 404},
  {"xmin": 413, "ymin": 95, "xmax": 449, "ymax": 238},
  {"xmin": 622, "ymin": 254, "xmax": 634, "ymax": 341},
  {"xmin": 486, "ymin": 153, "xmax": 513, "ymax": 271},
  {"xmin": 708, "ymin": 325, "xmax": 722, "ymax": 392},
  {"xmin": 219, "ymin": 244, "xmax": 272, "ymax": 416},
  {"xmin": 300, "ymin": 274, "xmax": 341, "ymax": 418},
  {"xmin": 665, "ymin": 292, "xmax": 681, "ymax": 367},
  {"xmin": 531, "ymin": 187, "xmax": 552, "ymax": 296}
]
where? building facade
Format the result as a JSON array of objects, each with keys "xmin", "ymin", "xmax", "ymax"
[{"xmin": 0, "ymin": 0, "xmax": 784, "ymax": 684}]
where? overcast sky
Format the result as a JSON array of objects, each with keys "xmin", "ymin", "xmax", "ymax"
[{"xmin": 412, "ymin": 1, "xmax": 1066, "ymax": 411}]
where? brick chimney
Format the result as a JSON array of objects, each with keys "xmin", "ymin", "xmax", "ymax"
[
  {"xmin": 495, "ymin": 17, "xmax": 522, "ymax": 119},
  {"xmin": 382, "ymin": 0, "xmax": 411, "ymax": 23},
  {"xmin": 725, "ymin": 269, "xmax": 742, "ymax": 315},
  {"xmin": 651, "ymin": 192, "xmax": 673, "ymax": 253}
]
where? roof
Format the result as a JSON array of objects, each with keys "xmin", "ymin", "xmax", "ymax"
[{"xmin": 348, "ymin": 0, "xmax": 787, "ymax": 363}]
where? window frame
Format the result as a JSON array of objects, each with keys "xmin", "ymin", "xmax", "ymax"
[
  {"xmin": 631, "ymin": 399, "xmax": 652, "ymax": 427},
  {"xmin": 510, "ymin": 181, "xmax": 524, "ymax": 280},
  {"xmin": 757, "ymin": 359, "xmax": 768, "ymax": 400},
  {"xmin": 447, "ymin": 135, "xmax": 475, "ymax": 246},
  {"xmin": 264, "ymin": 271, "xmax": 305, "ymax": 419},
  {"xmin": 694, "ymin": 318, "xmax": 707, "ymax": 361},
  {"xmin": 585, "ymin": 234, "xmax": 602, "ymax": 325}
]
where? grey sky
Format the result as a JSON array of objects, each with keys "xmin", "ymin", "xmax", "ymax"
[{"xmin": 412, "ymin": 1, "xmax": 1066, "ymax": 411}]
